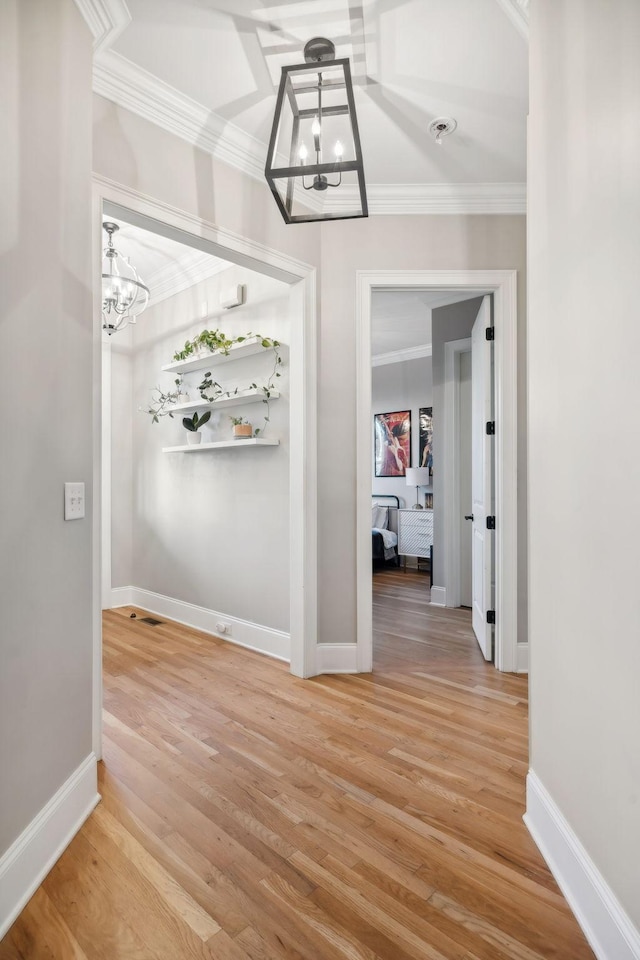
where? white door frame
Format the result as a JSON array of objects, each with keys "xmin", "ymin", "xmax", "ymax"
[
  {"xmin": 443, "ymin": 336, "xmax": 472, "ymax": 610},
  {"xmin": 92, "ymin": 174, "xmax": 318, "ymax": 759},
  {"xmin": 356, "ymin": 269, "xmax": 519, "ymax": 673}
]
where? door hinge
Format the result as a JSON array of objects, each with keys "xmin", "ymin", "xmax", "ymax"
[
  {"xmin": 487, "ymin": 610, "xmax": 496, "ymax": 625},
  {"xmin": 486, "ymin": 421, "xmax": 495, "ymax": 435},
  {"xmin": 486, "ymin": 516, "xmax": 496, "ymax": 530},
  {"xmin": 485, "ymin": 326, "xmax": 495, "ymax": 341}
]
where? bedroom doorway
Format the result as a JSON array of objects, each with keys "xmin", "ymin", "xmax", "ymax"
[
  {"xmin": 356, "ymin": 269, "xmax": 521, "ymax": 675},
  {"xmin": 369, "ymin": 290, "xmax": 479, "ymax": 666}
]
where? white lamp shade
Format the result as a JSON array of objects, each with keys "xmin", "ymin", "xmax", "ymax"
[{"xmin": 405, "ymin": 467, "xmax": 431, "ymax": 487}]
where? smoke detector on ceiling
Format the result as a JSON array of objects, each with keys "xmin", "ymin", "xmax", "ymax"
[{"xmin": 429, "ymin": 117, "xmax": 457, "ymax": 145}]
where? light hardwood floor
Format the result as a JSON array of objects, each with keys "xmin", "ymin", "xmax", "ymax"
[{"xmin": 0, "ymin": 571, "xmax": 595, "ymax": 959}]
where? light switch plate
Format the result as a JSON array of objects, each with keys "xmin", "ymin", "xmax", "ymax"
[{"xmin": 64, "ymin": 482, "xmax": 85, "ymax": 520}]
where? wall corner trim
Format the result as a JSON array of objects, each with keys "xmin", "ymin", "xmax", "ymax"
[
  {"xmin": 0, "ymin": 753, "xmax": 99, "ymax": 939},
  {"xmin": 524, "ymin": 770, "xmax": 640, "ymax": 960},
  {"xmin": 73, "ymin": 0, "xmax": 131, "ymax": 54},
  {"xmin": 430, "ymin": 586, "xmax": 447, "ymax": 607}
]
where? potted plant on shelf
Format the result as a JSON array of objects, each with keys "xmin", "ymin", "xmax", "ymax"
[
  {"xmin": 182, "ymin": 410, "xmax": 211, "ymax": 444},
  {"xmin": 230, "ymin": 416, "xmax": 253, "ymax": 439}
]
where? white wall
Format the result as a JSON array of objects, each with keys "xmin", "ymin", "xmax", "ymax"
[
  {"xmin": 371, "ymin": 357, "xmax": 433, "ymax": 506},
  {"xmin": 0, "ymin": 0, "xmax": 95, "ymax": 858},
  {"xmin": 528, "ymin": 0, "xmax": 640, "ymax": 935},
  {"xmin": 111, "ymin": 265, "xmax": 292, "ymax": 632}
]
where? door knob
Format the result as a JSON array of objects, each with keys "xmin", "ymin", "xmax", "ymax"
[{"xmin": 464, "ymin": 514, "xmax": 474, "ymax": 521}]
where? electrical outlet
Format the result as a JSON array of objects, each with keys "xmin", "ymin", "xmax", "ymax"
[{"xmin": 64, "ymin": 482, "xmax": 85, "ymax": 520}]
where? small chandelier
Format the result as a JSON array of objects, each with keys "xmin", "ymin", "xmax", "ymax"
[
  {"xmin": 265, "ymin": 37, "xmax": 367, "ymax": 224},
  {"xmin": 101, "ymin": 222, "xmax": 150, "ymax": 335}
]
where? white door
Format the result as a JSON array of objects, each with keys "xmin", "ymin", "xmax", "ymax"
[
  {"xmin": 459, "ymin": 350, "xmax": 473, "ymax": 607},
  {"xmin": 471, "ymin": 296, "xmax": 494, "ymax": 659}
]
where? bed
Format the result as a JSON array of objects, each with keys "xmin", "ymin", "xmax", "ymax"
[{"xmin": 372, "ymin": 495, "xmax": 400, "ymax": 567}]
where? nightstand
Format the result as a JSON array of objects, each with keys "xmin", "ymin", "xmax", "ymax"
[{"xmin": 398, "ymin": 509, "xmax": 434, "ymax": 580}]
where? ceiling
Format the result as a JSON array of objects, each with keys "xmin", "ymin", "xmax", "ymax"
[
  {"xmin": 371, "ymin": 289, "xmax": 482, "ymax": 360},
  {"xmin": 80, "ymin": 0, "xmax": 529, "ymax": 214},
  {"xmin": 102, "ymin": 217, "xmax": 232, "ymax": 306}
]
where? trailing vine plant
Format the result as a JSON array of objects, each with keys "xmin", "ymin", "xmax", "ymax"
[
  {"xmin": 196, "ymin": 334, "xmax": 281, "ymax": 435},
  {"xmin": 146, "ymin": 376, "xmax": 184, "ymax": 423},
  {"xmin": 146, "ymin": 330, "xmax": 282, "ymax": 436},
  {"xmin": 172, "ymin": 329, "xmax": 237, "ymax": 362}
]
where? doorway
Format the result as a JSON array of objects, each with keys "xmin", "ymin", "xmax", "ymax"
[
  {"xmin": 91, "ymin": 177, "xmax": 318, "ymax": 760},
  {"xmin": 356, "ymin": 269, "xmax": 520, "ymax": 674},
  {"xmin": 369, "ymin": 292, "xmax": 486, "ymax": 664}
]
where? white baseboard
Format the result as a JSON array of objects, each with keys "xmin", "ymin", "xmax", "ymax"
[
  {"xmin": 430, "ymin": 585, "xmax": 447, "ymax": 606},
  {"xmin": 524, "ymin": 771, "xmax": 640, "ymax": 960},
  {"xmin": 315, "ymin": 643, "xmax": 359, "ymax": 674},
  {"xmin": 0, "ymin": 753, "xmax": 99, "ymax": 939},
  {"xmin": 111, "ymin": 586, "xmax": 290, "ymax": 663},
  {"xmin": 516, "ymin": 643, "xmax": 529, "ymax": 673}
]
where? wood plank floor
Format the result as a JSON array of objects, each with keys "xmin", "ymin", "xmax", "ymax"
[{"xmin": 1, "ymin": 570, "xmax": 595, "ymax": 959}]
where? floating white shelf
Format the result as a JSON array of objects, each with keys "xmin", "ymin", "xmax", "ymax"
[
  {"xmin": 163, "ymin": 438, "xmax": 279, "ymax": 453},
  {"xmin": 162, "ymin": 336, "xmax": 267, "ymax": 375},
  {"xmin": 168, "ymin": 388, "xmax": 279, "ymax": 415}
]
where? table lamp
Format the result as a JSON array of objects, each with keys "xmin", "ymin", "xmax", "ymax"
[{"xmin": 405, "ymin": 467, "xmax": 431, "ymax": 509}]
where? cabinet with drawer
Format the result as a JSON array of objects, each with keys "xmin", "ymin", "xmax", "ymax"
[{"xmin": 398, "ymin": 509, "xmax": 434, "ymax": 573}]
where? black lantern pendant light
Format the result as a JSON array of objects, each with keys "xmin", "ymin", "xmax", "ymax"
[{"xmin": 265, "ymin": 37, "xmax": 368, "ymax": 224}]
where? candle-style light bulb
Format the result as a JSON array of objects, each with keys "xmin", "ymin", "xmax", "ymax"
[
  {"xmin": 298, "ymin": 142, "xmax": 308, "ymax": 163},
  {"xmin": 334, "ymin": 139, "xmax": 343, "ymax": 160},
  {"xmin": 312, "ymin": 116, "xmax": 321, "ymax": 153}
]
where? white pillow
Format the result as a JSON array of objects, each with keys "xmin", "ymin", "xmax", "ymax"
[{"xmin": 372, "ymin": 504, "xmax": 389, "ymax": 529}]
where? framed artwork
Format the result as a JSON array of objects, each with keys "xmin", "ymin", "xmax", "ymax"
[
  {"xmin": 419, "ymin": 407, "xmax": 433, "ymax": 476},
  {"xmin": 374, "ymin": 410, "xmax": 411, "ymax": 477}
]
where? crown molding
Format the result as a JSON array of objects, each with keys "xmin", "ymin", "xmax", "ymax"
[
  {"xmin": 93, "ymin": 51, "xmax": 268, "ymax": 182},
  {"xmin": 146, "ymin": 251, "xmax": 231, "ymax": 307},
  {"xmin": 92, "ymin": 53, "xmax": 325, "ymax": 214},
  {"xmin": 372, "ymin": 344, "xmax": 432, "ymax": 367},
  {"xmin": 493, "ymin": 0, "xmax": 529, "ymax": 40},
  {"xmin": 92, "ymin": 53, "xmax": 526, "ymax": 216},
  {"xmin": 334, "ymin": 182, "xmax": 526, "ymax": 215},
  {"xmin": 73, "ymin": 0, "xmax": 132, "ymax": 54}
]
